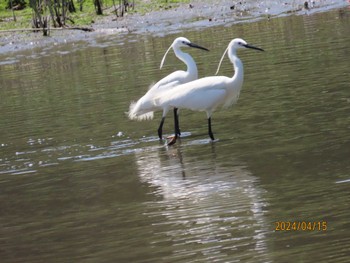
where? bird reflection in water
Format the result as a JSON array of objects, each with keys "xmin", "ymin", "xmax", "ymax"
[{"xmin": 133, "ymin": 143, "xmax": 271, "ymax": 262}]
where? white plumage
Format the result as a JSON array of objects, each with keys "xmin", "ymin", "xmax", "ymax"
[
  {"xmin": 128, "ymin": 37, "xmax": 209, "ymax": 139},
  {"xmin": 153, "ymin": 38, "xmax": 264, "ymax": 145}
]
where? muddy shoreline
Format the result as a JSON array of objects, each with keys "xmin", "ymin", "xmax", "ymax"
[{"xmin": 0, "ymin": 0, "xmax": 348, "ymax": 56}]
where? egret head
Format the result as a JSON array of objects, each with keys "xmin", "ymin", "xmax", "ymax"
[
  {"xmin": 160, "ymin": 37, "xmax": 209, "ymax": 69},
  {"xmin": 172, "ymin": 37, "xmax": 192, "ymax": 48},
  {"xmin": 172, "ymin": 37, "xmax": 209, "ymax": 51},
  {"xmin": 230, "ymin": 38, "xmax": 264, "ymax": 52},
  {"xmin": 215, "ymin": 38, "xmax": 264, "ymax": 75}
]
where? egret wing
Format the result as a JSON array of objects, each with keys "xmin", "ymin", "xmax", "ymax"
[
  {"xmin": 151, "ymin": 70, "xmax": 187, "ymax": 92},
  {"xmin": 172, "ymin": 88, "xmax": 227, "ymax": 111},
  {"xmin": 154, "ymin": 76, "xmax": 229, "ymax": 111}
]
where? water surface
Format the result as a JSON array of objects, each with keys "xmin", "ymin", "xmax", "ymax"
[{"xmin": 1, "ymin": 8, "xmax": 350, "ymax": 263}]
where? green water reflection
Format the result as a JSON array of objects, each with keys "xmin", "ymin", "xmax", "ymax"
[{"xmin": 0, "ymin": 8, "xmax": 350, "ymax": 263}]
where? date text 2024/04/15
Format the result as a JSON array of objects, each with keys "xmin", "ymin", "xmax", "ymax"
[{"xmin": 275, "ymin": 221, "xmax": 327, "ymax": 231}]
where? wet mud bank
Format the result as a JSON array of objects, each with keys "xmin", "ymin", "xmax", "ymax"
[{"xmin": 0, "ymin": 0, "xmax": 348, "ymax": 56}]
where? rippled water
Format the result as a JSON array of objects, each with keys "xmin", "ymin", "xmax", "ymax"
[{"xmin": 1, "ymin": 7, "xmax": 350, "ymax": 263}]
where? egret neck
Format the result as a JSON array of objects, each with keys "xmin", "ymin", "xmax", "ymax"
[
  {"xmin": 229, "ymin": 49, "xmax": 244, "ymax": 88},
  {"xmin": 173, "ymin": 48, "xmax": 198, "ymax": 79}
]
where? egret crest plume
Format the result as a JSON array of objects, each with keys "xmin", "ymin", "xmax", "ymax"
[{"xmin": 160, "ymin": 44, "xmax": 173, "ymax": 69}]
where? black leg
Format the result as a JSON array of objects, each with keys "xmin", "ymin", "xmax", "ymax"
[
  {"xmin": 174, "ymin": 108, "xmax": 181, "ymax": 136},
  {"xmin": 158, "ymin": 117, "xmax": 165, "ymax": 139},
  {"xmin": 208, "ymin": 117, "xmax": 215, "ymax": 140}
]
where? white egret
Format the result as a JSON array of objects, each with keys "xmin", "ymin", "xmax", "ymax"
[
  {"xmin": 128, "ymin": 37, "xmax": 209, "ymax": 139},
  {"xmin": 153, "ymin": 38, "xmax": 264, "ymax": 145}
]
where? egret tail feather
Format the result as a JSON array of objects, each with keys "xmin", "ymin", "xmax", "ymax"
[{"xmin": 128, "ymin": 101, "xmax": 154, "ymax": 121}]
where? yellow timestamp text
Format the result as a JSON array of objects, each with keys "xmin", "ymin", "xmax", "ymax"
[{"xmin": 275, "ymin": 221, "xmax": 327, "ymax": 231}]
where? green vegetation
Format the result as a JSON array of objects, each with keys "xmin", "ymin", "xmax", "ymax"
[{"xmin": 0, "ymin": 0, "xmax": 190, "ymax": 32}]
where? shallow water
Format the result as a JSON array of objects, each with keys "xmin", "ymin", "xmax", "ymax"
[{"xmin": 1, "ymin": 8, "xmax": 350, "ymax": 263}]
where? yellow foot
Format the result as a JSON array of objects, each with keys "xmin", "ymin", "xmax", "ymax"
[{"xmin": 166, "ymin": 135, "xmax": 178, "ymax": 146}]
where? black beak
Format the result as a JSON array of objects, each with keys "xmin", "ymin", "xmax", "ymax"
[
  {"xmin": 187, "ymin": 42, "xmax": 210, "ymax": 51},
  {"xmin": 244, "ymin": 43, "xmax": 264, "ymax": 52}
]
